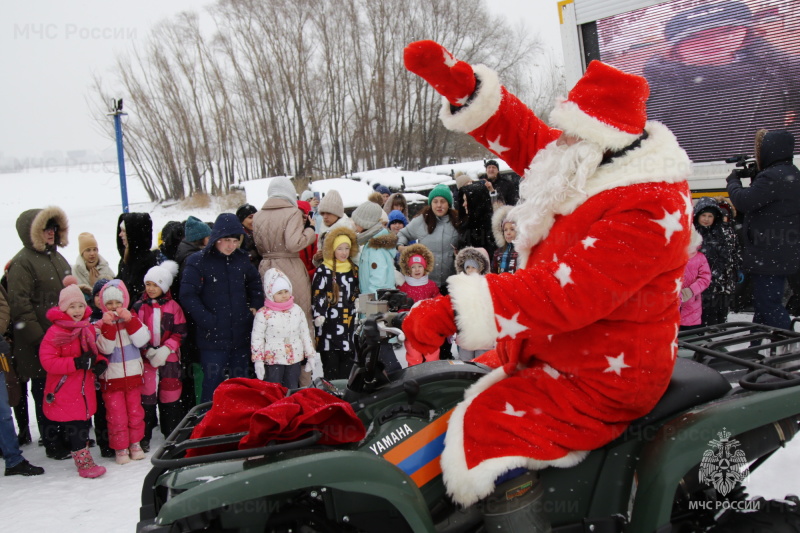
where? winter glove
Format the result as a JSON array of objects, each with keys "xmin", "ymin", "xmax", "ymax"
[
  {"xmin": 402, "ymin": 295, "xmax": 457, "ymax": 355},
  {"xmin": 92, "ymin": 360, "xmax": 108, "ymax": 378},
  {"xmin": 726, "ymin": 170, "xmax": 743, "ymax": 184},
  {"xmin": 404, "ymin": 40, "xmax": 476, "ymax": 106},
  {"xmin": 680, "ymin": 288, "xmax": 693, "ymax": 303},
  {"xmin": 148, "ymin": 346, "xmax": 171, "ymax": 368},
  {"xmin": 73, "ymin": 351, "xmax": 93, "ymax": 371},
  {"xmin": 116, "ymin": 308, "xmax": 132, "ymax": 323},
  {"xmin": 102, "ymin": 311, "xmax": 117, "ymax": 325},
  {"xmin": 305, "ymin": 353, "xmax": 324, "ymax": 381},
  {"xmin": 314, "ymin": 316, "xmax": 326, "ymax": 328},
  {"xmin": 254, "ymin": 361, "xmax": 265, "ymax": 381}
]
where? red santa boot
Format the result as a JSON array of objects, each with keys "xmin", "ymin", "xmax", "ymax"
[
  {"xmin": 404, "ymin": 40, "xmax": 476, "ymax": 106},
  {"xmin": 72, "ymin": 447, "xmax": 106, "ymax": 479}
]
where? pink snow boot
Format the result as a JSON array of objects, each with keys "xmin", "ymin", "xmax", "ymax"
[
  {"xmin": 72, "ymin": 447, "xmax": 106, "ymax": 479},
  {"xmin": 129, "ymin": 442, "xmax": 146, "ymax": 461},
  {"xmin": 115, "ymin": 448, "xmax": 131, "ymax": 465}
]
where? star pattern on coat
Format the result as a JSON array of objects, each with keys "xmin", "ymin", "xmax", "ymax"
[
  {"xmin": 554, "ymin": 263, "xmax": 573, "ymax": 287},
  {"xmin": 496, "ymin": 312, "xmax": 527, "ymax": 339},
  {"xmin": 443, "ymin": 50, "xmax": 456, "ymax": 67},
  {"xmin": 674, "ymin": 277, "xmax": 683, "ymax": 296},
  {"xmin": 682, "ymin": 193, "xmax": 694, "ymax": 219},
  {"xmin": 542, "ymin": 364, "xmax": 560, "ymax": 379},
  {"xmin": 581, "ymin": 236, "xmax": 597, "ymax": 249},
  {"xmin": 455, "ymin": 94, "xmax": 471, "ymax": 106},
  {"xmin": 603, "ymin": 353, "xmax": 631, "ymax": 376},
  {"xmin": 654, "ymin": 209, "xmax": 684, "ymax": 242},
  {"xmin": 487, "ymin": 136, "xmax": 509, "ymax": 154},
  {"xmin": 503, "ymin": 402, "xmax": 526, "ymax": 417}
]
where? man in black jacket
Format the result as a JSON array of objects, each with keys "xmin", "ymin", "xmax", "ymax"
[
  {"xmin": 481, "ymin": 159, "xmax": 519, "ymax": 208},
  {"xmin": 727, "ymin": 129, "xmax": 800, "ymax": 329}
]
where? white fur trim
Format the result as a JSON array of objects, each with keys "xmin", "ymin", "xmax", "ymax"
[
  {"xmin": 439, "ymin": 64, "xmax": 502, "ymax": 133},
  {"xmin": 549, "ymin": 98, "xmax": 641, "ymax": 151},
  {"xmin": 441, "ymin": 367, "xmax": 589, "ymax": 506},
  {"xmin": 447, "ymin": 273, "xmax": 498, "ymax": 350}
]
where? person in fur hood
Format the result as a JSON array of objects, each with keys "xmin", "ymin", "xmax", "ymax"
[
  {"xmin": 454, "ymin": 247, "xmax": 493, "ymax": 361},
  {"xmin": 491, "ymin": 205, "xmax": 518, "ymax": 274},
  {"xmin": 311, "ymin": 227, "xmax": 359, "ymax": 380},
  {"xmin": 402, "ymin": 40, "xmax": 692, "ymax": 516},
  {"xmin": 352, "ymin": 201, "xmax": 399, "ymax": 296},
  {"xmin": 397, "ymin": 244, "xmax": 440, "ymax": 366},
  {"xmin": 7, "ymin": 206, "xmax": 74, "ymax": 459}
]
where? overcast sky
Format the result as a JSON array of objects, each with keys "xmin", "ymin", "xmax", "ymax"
[{"xmin": 0, "ymin": 0, "xmax": 561, "ymax": 162}]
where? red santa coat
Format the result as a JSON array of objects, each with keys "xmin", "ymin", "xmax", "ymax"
[{"xmin": 435, "ymin": 66, "xmax": 693, "ymax": 505}]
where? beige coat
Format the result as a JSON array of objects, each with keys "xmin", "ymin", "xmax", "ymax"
[{"xmin": 253, "ymin": 198, "xmax": 317, "ymax": 328}]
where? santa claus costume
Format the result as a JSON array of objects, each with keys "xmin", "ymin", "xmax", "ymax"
[{"xmin": 403, "ymin": 41, "xmax": 692, "ymax": 507}]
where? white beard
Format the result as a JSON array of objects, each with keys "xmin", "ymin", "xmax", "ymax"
[{"xmin": 508, "ymin": 139, "xmax": 605, "ymax": 267}]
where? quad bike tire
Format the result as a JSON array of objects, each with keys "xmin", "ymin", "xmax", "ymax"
[{"xmin": 708, "ymin": 496, "xmax": 800, "ymax": 532}]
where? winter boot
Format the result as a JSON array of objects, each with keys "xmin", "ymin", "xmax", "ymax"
[
  {"xmin": 71, "ymin": 447, "xmax": 106, "ymax": 479},
  {"xmin": 115, "ymin": 448, "xmax": 131, "ymax": 465},
  {"xmin": 5, "ymin": 459, "xmax": 45, "ymax": 477},
  {"xmin": 17, "ymin": 425, "xmax": 32, "ymax": 446},
  {"xmin": 141, "ymin": 404, "xmax": 158, "ymax": 453},
  {"xmin": 129, "ymin": 442, "xmax": 146, "ymax": 461},
  {"xmin": 482, "ymin": 471, "xmax": 551, "ymax": 532}
]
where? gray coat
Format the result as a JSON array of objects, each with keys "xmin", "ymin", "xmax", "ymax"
[{"xmin": 397, "ymin": 212, "xmax": 458, "ymax": 288}]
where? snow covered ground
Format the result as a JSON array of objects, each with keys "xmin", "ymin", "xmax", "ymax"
[{"xmin": 0, "ymin": 166, "xmax": 798, "ymax": 531}]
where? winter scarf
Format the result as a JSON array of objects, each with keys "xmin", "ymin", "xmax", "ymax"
[
  {"xmin": 403, "ymin": 275, "xmax": 430, "ymax": 286},
  {"xmin": 49, "ymin": 318, "xmax": 98, "ymax": 356},
  {"xmin": 263, "ymin": 297, "xmax": 295, "ymax": 312}
]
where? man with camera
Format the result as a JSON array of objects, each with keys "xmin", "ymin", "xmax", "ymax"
[{"xmin": 726, "ymin": 129, "xmax": 800, "ymax": 330}]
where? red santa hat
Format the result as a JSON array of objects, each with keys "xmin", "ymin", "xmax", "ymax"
[{"xmin": 549, "ymin": 60, "xmax": 650, "ymax": 151}]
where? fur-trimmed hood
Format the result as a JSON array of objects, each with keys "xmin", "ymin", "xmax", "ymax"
[
  {"xmin": 491, "ymin": 205, "xmax": 514, "ymax": 248},
  {"xmin": 398, "ymin": 243, "xmax": 435, "ymax": 276},
  {"xmin": 367, "ymin": 231, "xmax": 398, "ymax": 250},
  {"xmin": 322, "ymin": 226, "xmax": 358, "ymax": 261},
  {"xmin": 16, "ymin": 206, "xmax": 69, "ymax": 252},
  {"xmin": 455, "ymin": 246, "xmax": 490, "ymax": 275}
]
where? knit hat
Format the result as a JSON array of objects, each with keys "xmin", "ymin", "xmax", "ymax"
[
  {"xmin": 388, "ymin": 210, "xmax": 408, "ymax": 227},
  {"xmin": 332, "ymin": 233, "xmax": 352, "ymax": 252},
  {"xmin": 300, "ymin": 190, "xmax": 314, "ymax": 202},
  {"xmin": 372, "ymin": 183, "xmax": 391, "ymax": 196},
  {"xmin": 264, "ymin": 269, "xmax": 293, "ymax": 300},
  {"xmin": 78, "ymin": 232, "xmax": 98, "ymax": 255},
  {"xmin": 102, "ymin": 284, "xmax": 124, "ymax": 306},
  {"xmin": 408, "ymin": 254, "xmax": 427, "ymax": 269},
  {"xmin": 428, "ymin": 184, "xmax": 454, "ymax": 207},
  {"xmin": 455, "ymin": 172, "xmax": 473, "ymax": 189},
  {"xmin": 464, "ymin": 259, "xmax": 480, "ymax": 271},
  {"xmin": 549, "ymin": 60, "xmax": 650, "ymax": 151},
  {"xmin": 58, "ymin": 276, "xmax": 85, "ymax": 312},
  {"xmin": 144, "ymin": 260, "xmax": 179, "ymax": 294},
  {"xmin": 185, "ymin": 216, "xmax": 211, "ymax": 242},
  {"xmin": 92, "ymin": 278, "xmax": 110, "ymax": 298},
  {"xmin": 665, "ymin": 1, "xmax": 751, "ymax": 45},
  {"xmin": 318, "ymin": 190, "xmax": 345, "ymax": 218},
  {"xmin": 351, "ymin": 201, "xmax": 384, "ymax": 230},
  {"xmin": 484, "ymin": 159, "xmax": 499, "ymax": 170},
  {"xmin": 235, "ymin": 204, "xmax": 257, "ymax": 223},
  {"xmin": 268, "ymin": 176, "xmax": 297, "ymax": 206}
]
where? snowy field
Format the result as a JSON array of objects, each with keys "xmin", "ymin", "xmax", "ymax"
[{"xmin": 0, "ymin": 166, "xmax": 798, "ymax": 531}]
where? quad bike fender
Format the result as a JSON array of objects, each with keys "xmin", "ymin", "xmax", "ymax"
[
  {"xmin": 155, "ymin": 449, "xmax": 437, "ymax": 532},
  {"xmin": 629, "ymin": 386, "xmax": 800, "ymax": 533}
]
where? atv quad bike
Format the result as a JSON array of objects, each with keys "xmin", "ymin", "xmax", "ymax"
[{"xmin": 138, "ymin": 313, "xmax": 800, "ymax": 532}]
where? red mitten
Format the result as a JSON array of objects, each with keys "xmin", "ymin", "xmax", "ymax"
[
  {"xmin": 117, "ymin": 308, "xmax": 132, "ymax": 323},
  {"xmin": 102, "ymin": 311, "xmax": 116, "ymax": 325},
  {"xmin": 402, "ymin": 295, "xmax": 457, "ymax": 354},
  {"xmin": 404, "ymin": 40, "xmax": 476, "ymax": 106}
]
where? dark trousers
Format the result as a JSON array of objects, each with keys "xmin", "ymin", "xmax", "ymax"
[
  {"xmin": 93, "ymin": 387, "xmax": 109, "ymax": 451},
  {"xmin": 321, "ymin": 350, "xmax": 354, "ymax": 380},
  {"xmin": 199, "ymin": 347, "xmax": 250, "ymax": 403},
  {"xmin": 264, "ymin": 363, "xmax": 302, "ymax": 389},
  {"xmin": 31, "ymin": 377, "xmax": 64, "ymax": 451},
  {"xmin": 701, "ymin": 292, "xmax": 729, "ymax": 326},
  {"xmin": 751, "ymin": 274, "xmax": 791, "ymax": 330},
  {"xmin": 61, "ymin": 419, "xmax": 91, "ymax": 452}
]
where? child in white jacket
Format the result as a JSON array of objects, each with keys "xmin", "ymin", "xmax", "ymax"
[{"xmin": 251, "ymin": 268, "xmax": 316, "ymax": 388}]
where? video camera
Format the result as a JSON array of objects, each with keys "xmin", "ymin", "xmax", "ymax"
[{"xmin": 725, "ymin": 154, "xmax": 758, "ymax": 179}]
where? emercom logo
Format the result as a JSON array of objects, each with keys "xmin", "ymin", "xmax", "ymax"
[{"xmin": 698, "ymin": 428, "xmax": 750, "ymax": 496}]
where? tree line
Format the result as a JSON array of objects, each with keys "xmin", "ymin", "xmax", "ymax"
[{"xmin": 91, "ymin": 0, "xmax": 563, "ymax": 201}]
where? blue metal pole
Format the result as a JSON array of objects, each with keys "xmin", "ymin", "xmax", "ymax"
[{"xmin": 112, "ymin": 108, "xmax": 129, "ymax": 213}]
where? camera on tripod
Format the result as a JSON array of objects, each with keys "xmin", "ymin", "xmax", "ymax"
[{"xmin": 725, "ymin": 154, "xmax": 758, "ymax": 179}]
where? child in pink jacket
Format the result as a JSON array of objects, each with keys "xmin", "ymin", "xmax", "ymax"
[
  {"xmin": 133, "ymin": 260, "xmax": 187, "ymax": 445},
  {"xmin": 680, "ymin": 229, "xmax": 712, "ymax": 330},
  {"xmin": 397, "ymin": 244, "xmax": 440, "ymax": 365},
  {"xmin": 95, "ymin": 279, "xmax": 151, "ymax": 465},
  {"xmin": 39, "ymin": 277, "xmax": 108, "ymax": 478}
]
